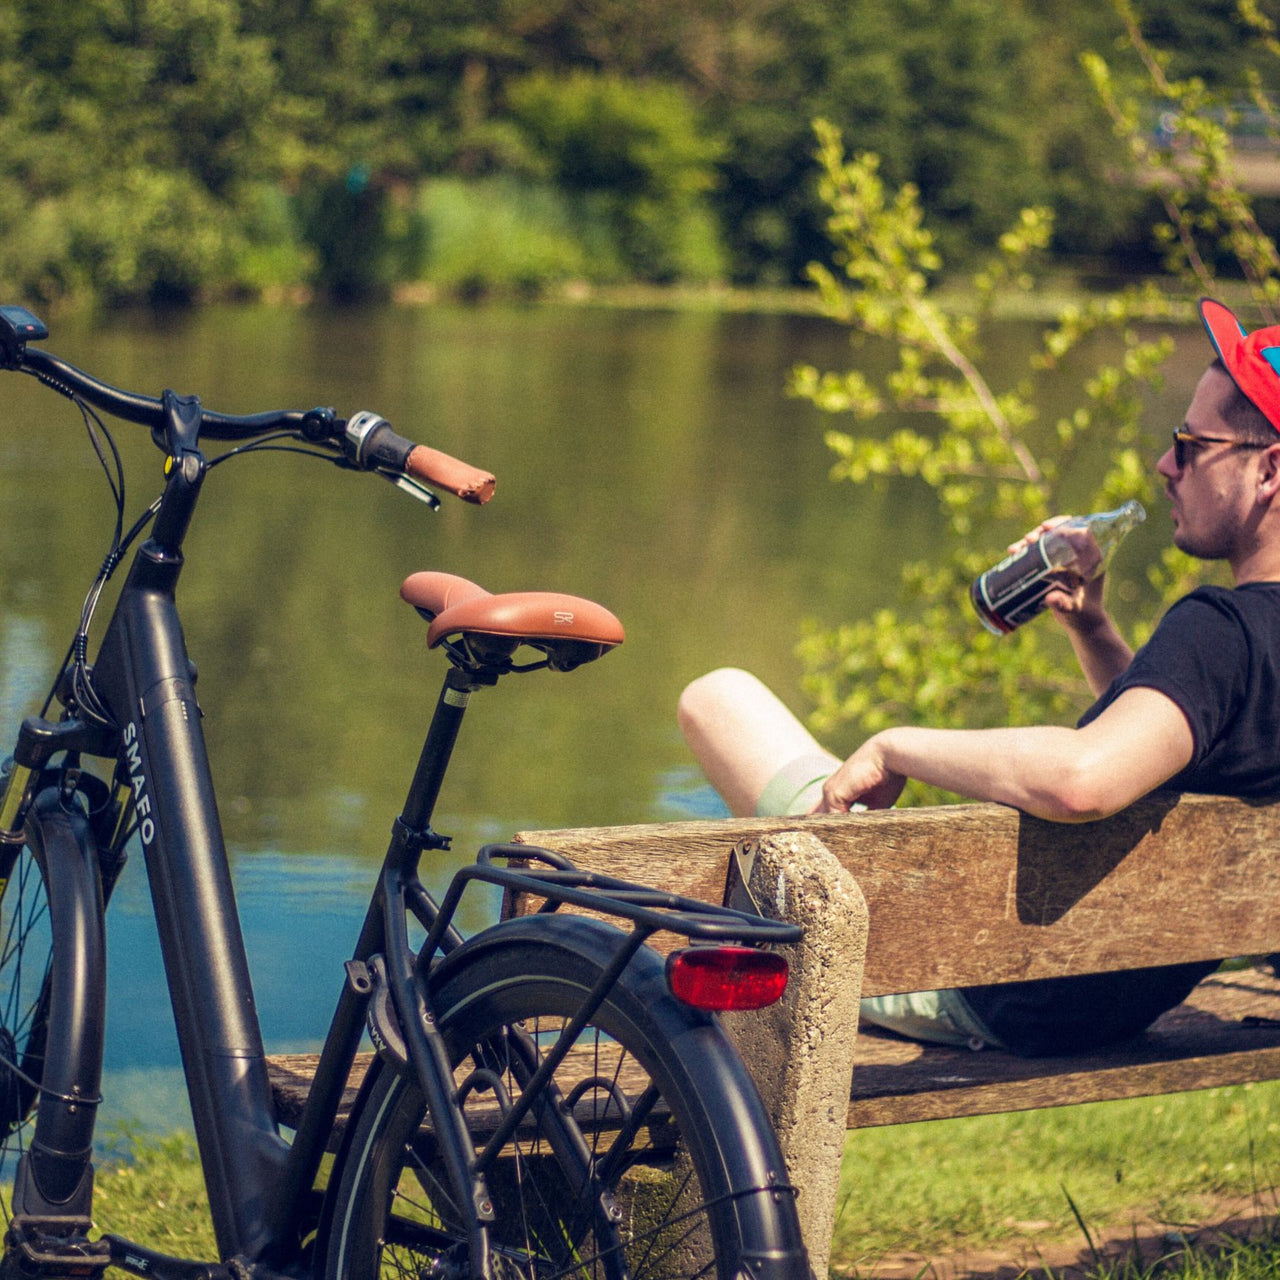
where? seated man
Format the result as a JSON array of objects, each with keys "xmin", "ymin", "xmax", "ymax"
[{"xmin": 679, "ymin": 298, "xmax": 1280, "ymax": 1056}]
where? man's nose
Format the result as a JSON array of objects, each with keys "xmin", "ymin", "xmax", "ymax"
[{"xmin": 1156, "ymin": 444, "xmax": 1179, "ymax": 479}]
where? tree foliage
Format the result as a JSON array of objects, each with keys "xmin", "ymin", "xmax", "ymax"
[
  {"xmin": 790, "ymin": 0, "xmax": 1280, "ymax": 805},
  {"xmin": 1, "ymin": 0, "xmax": 1278, "ymax": 304},
  {"xmin": 0, "ymin": 0, "xmax": 294, "ymax": 304},
  {"xmin": 507, "ymin": 71, "xmax": 727, "ymax": 282}
]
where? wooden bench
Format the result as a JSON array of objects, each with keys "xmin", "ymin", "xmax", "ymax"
[{"xmin": 266, "ymin": 791, "xmax": 1280, "ymax": 1275}]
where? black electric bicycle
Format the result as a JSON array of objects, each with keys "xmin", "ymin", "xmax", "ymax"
[{"xmin": 0, "ymin": 306, "xmax": 808, "ymax": 1280}]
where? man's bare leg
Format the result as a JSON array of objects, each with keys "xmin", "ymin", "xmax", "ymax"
[
  {"xmin": 677, "ymin": 668, "xmax": 839, "ymax": 816},
  {"xmin": 679, "ymin": 670, "xmax": 995, "ymax": 1044}
]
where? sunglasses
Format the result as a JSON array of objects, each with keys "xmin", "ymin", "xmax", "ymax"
[{"xmin": 1171, "ymin": 429, "xmax": 1271, "ymax": 469}]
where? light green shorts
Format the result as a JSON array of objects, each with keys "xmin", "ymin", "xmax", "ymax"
[
  {"xmin": 754, "ymin": 753, "xmax": 1005, "ymax": 1051},
  {"xmin": 754, "ymin": 752, "xmax": 839, "ymax": 818}
]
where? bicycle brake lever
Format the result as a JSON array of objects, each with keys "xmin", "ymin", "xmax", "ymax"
[{"xmin": 377, "ymin": 468, "xmax": 442, "ymax": 510}]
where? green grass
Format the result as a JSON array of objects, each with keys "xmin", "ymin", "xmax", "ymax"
[
  {"xmin": 56, "ymin": 1081, "xmax": 1280, "ymax": 1279},
  {"xmin": 1053, "ymin": 1225, "xmax": 1280, "ymax": 1280},
  {"xmin": 1116, "ymin": 1235, "xmax": 1280, "ymax": 1280},
  {"xmin": 832, "ymin": 1081, "xmax": 1280, "ymax": 1273},
  {"xmin": 89, "ymin": 1131, "xmax": 216, "ymax": 1260}
]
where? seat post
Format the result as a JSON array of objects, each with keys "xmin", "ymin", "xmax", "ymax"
[{"xmin": 399, "ymin": 665, "xmax": 487, "ymax": 838}]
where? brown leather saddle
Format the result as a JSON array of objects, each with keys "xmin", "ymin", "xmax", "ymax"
[{"xmin": 401, "ymin": 571, "xmax": 625, "ymax": 673}]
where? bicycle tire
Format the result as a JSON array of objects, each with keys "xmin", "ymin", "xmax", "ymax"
[
  {"xmin": 0, "ymin": 805, "xmax": 56, "ymax": 1214},
  {"xmin": 323, "ymin": 913, "xmax": 806, "ymax": 1280}
]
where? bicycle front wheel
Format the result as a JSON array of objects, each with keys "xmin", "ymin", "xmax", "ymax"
[
  {"xmin": 0, "ymin": 806, "xmax": 56, "ymax": 1211},
  {"xmin": 323, "ymin": 914, "xmax": 806, "ymax": 1280}
]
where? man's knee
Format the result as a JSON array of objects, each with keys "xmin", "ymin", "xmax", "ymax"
[{"xmin": 677, "ymin": 668, "xmax": 761, "ymax": 738}]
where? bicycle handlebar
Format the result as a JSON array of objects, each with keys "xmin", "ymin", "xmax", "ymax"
[
  {"xmin": 405, "ymin": 445, "xmax": 496, "ymax": 504},
  {"xmin": 14, "ymin": 344, "xmax": 497, "ymax": 505},
  {"xmin": 21, "ymin": 347, "xmax": 311, "ymax": 438}
]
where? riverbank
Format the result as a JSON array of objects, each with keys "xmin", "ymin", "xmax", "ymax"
[
  {"xmin": 266, "ymin": 268, "xmax": 1230, "ymax": 325},
  {"xmin": 39, "ymin": 262, "xmax": 1253, "ymax": 329}
]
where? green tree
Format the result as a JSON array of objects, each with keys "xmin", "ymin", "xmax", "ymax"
[
  {"xmin": 789, "ymin": 0, "xmax": 1280, "ymax": 803},
  {"xmin": 691, "ymin": 0, "xmax": 1131, "ymax": 279},
  {"xmin": 1134, "ymin": 0, "xmax": 1280, "ymax": 83},
  {"xmin": 507, "ymin": 70, "xmax": 727, "ymax": 281},
  {"xmin": 0, "ymin": 0, "xmax": 298, "ymax": 305}
]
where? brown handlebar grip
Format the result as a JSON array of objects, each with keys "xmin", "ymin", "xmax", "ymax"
[{"xmin": 405, "ymin": 444, "xmax": 496, "ymax": 505}]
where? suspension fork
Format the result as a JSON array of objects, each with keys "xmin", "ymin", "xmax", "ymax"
[{"xmin": 7, "ymin": 788, "xmax": 107, "ymax": 1233}]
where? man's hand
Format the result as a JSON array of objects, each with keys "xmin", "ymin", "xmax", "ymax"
[
  {"xmin": 1000, "ymin": 518, "xmax": 1107, "ymax": 625},
  {"xmin": 1005, "ymin": 517, "xmax": 1131, "ymax": 692},
  {"xmin": 811, "ymin": 735, "xmax": 906, "ymax": 813},
  {"xmin": 1045, "ymin": 564, "xmax": 1109, "ymax": 629}
]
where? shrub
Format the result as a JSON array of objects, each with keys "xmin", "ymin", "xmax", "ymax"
[
  {"xmin": 226, "ymin": 183, "xmax": 316, "ymax": 296},
  {"xmin": 0, "ymin": 167, "xmax": 242, "ymax": 307},
  {"xmin": 507, "ymin": 70, "xmax": 728, "ymax": 282},
  {"xmin": 414, "ymin": 175, "xmax": 615, "ymax": 297}
]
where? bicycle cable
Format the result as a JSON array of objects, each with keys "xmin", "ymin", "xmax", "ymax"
[
  {"xmin": 0, "ymin": 1048, "xmax": 104, "ymax": 1110},
  {"xmin": 40, "ymin": 394, "xmax": 128, "ymax": 723},
  {"xmin": 203, "ymin": 433, "xmax": 341, "ymax": 471},
  {"xmin": 40, "ymin": 417, "xmax": 339, "ymax": 724}
]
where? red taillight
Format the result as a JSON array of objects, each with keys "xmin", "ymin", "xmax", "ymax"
[{"xmin": 665, "ymin": 947, "xmax": 789, "ymax": 1011}]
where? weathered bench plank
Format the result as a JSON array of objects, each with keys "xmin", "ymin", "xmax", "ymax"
[
  {"xmin": 265, "ymin": 971, "xmax": 1280, "ymax": 1137},
  {"xmin": 268, "ymin": 1042, "xmax": 661, "ymax": 1141},
  {"xmin": 514, "ymin": 792, "xmax": 1280, "ymax": 994},
  {"xmin": 845, "ymin": 968, "xmax": 1280, "ymax": 1126}
]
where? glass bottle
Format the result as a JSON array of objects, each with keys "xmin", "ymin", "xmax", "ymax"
[{"xmin": 970, "ymin": 500, "xmax": 1146, "ymax": 635}]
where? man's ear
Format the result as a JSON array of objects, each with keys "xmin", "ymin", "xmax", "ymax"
[{"xmin": 1258, "ymin": 442, "xmax": 1280, "ymax": 502}]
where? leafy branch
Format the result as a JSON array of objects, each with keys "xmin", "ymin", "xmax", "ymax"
[{"xmin": 787, "ymin": 0, "xmax": 1280, "ymax": 801}]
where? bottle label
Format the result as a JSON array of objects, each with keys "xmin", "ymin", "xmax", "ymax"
[{"xmin": 971, "ymin": 540, "xmax": 1056, "ymax": 633}]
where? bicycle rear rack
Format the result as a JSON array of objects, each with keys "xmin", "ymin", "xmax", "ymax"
[{"xmin": 422, "ymin": 841, "xmax": 802, "ymax": 962}]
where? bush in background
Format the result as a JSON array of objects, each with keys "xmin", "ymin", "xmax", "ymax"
[
  {"xmin": 412, "ymin": 175, "xmax": 611, "ymax": 297},
  {"xmin": 506, "ymin": 71, "xmax": 728, "ymax": 283}
]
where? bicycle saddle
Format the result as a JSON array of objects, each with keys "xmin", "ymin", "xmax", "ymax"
[{"xmin": 401, "ymin": 571, "xmax": 625, "ymax": 672}]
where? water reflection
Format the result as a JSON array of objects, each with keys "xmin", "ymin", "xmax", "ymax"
[
  {"xmin": 102, "ymin": 848, "xmax": 410, "ymax": 1136},
  {"xmin": 0, "ymin": 301, "xmax": 1200, "ymax": 1131},
  {"xmin": 0, "ymin": 304, "xmax": 898, "ymax": 857}
]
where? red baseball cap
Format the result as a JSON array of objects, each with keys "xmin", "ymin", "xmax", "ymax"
[{"xmin": 1199, "ymin": 297, "xmax": 1280, "ymax": 434}]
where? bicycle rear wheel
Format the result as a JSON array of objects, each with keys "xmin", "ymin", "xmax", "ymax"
[{"xmin": 323, "ymin": 914, "xmax": 806, "ymax": 1280}]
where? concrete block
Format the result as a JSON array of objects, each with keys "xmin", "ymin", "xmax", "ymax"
[{"xmin": 722, "ymin": 829, "xmax": 869, "ymax": 1280}]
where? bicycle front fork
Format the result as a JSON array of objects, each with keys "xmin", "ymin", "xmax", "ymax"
[
  {"xmin": 6, "ymin": 789, "xmax": 107, "ymax": 1235},
  {"xmin": 0, "ymin": 719, "xmax": 122, "ymax": 1267}
]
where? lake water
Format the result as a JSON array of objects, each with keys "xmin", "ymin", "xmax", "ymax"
[{"xmin": 0, "ymin": 300, "xmax": 1204, "ymax": 1135}]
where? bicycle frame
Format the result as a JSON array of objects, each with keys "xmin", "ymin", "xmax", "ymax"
[
  {"xmin": 0, "ymin": 373, "xmax": 804, "ymax": 1280},
  {"xmin": 0, "ymin": 390, "xmax": 374, "ymax": 1271},
  {"xmin": 6, "ymin": 436, "xmax": 317, "ymax": 1264}
]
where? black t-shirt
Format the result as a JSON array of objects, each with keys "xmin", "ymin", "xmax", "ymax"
[{"xmin": 960, "ymin": 583, "xmax": 1280, "ymax": 1056}]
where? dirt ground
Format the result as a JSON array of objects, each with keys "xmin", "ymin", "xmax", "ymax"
[{"xmin": 840, "ymin": 1194, "xmax": 1280, "ymax": 1279}]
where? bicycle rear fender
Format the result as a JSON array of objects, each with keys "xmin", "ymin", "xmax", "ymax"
[{"xmin": 12, "ymin": 787, "xmax": 106, "ymax": 1221}]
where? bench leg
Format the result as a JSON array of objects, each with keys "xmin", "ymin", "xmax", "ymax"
[{"xmin": 722, "ymin": 830, "xmax": 868, "ymax": 1280}]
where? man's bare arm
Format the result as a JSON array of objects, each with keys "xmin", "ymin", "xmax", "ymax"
[
  {"xmin": 1054, "ymin": 602, "xmax": 1135, "ymax": 696},
  {"xmin": 1046, "ymin": 570, "xmax": 1134, "ymax": 696},
  {"xmin": 815, "ymin": 686, "xmax": 1193, "ymax": 822}
]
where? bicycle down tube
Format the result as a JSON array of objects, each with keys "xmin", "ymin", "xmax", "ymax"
[{"xmin": 78, "ymin": 400, "xmax": 292, "ymax": 1261}]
